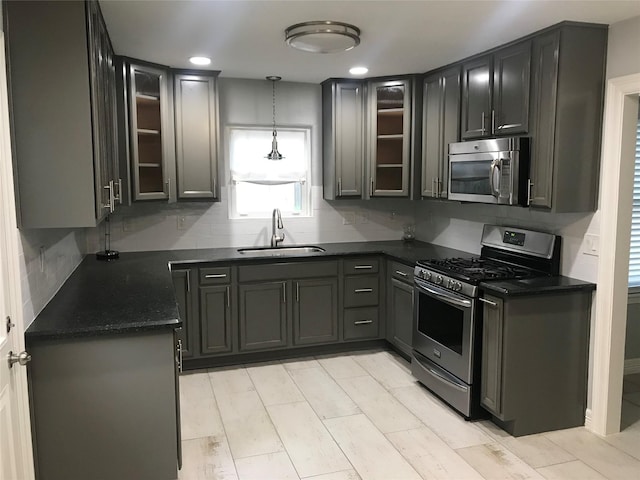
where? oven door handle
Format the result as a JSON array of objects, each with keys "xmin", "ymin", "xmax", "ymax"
[{"xmin": 414, "ymin": 279, "xmax": 472, "ymax": 309}]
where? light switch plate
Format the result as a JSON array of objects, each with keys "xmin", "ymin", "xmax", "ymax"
[{"xmin": 583, "ymin": 233, "xmax": 599, "ymax": 256}]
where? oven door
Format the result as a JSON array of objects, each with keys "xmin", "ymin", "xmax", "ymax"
[
  {"xmin": 448, "ymin": 151, "xmax": 519, "ymax": 205},
  {"xmin": 413, "ymin": 278, "xmax": 476, "ymax": 383}
]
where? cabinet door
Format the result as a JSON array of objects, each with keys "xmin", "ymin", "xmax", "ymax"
[
  {"xmin": 199, "ymin": 285, "xmax": 233, "ymax": 355},
  {"xmin": 129, "ymin": 63, "xmax": 172, "ymax": 201},
  {"xmin": 461, "ymin": 56, "xmax": 492, "ymax": 139},
  {"xmin": 529, "ymin": 31, "xmax": 560, "ymax": 209},
  {"xmin": 335, "ymin": 82, "xmax": 364, "ymax": 197},
  {"xmin": 174, "ymin": 73, "xmax": 219, "ymax": 199},
  {"xmin": 239, "ymin": 282, "xmax": 288, "ymax": 351},
  {"xmin": 172, "ymin": 269, "xmax": 196, "ymax": 359},
  {"xmin": 421, "ymin": 73, "xmax": 441, "ymax": 198},
  {"xmin": 388, "ymin": 278, "xmax": 414, "ymax": 357},
  {"xmin": 493, "ymin": 41, "xmax": 531, "ymax": 136},
  {"xmin": 369, "ymin": 79, "xmax": 411, "ymax": 196},
  {"xmin": 422, "ymin": 67, "xmax": 460, "ymax": 198},
  {"xmin": 481, "ymin": 295, "xmax": 504, "ymax": 416},
  {"xmin": 293, "ymin": 278, "xmax": 339, "ymax": 345}
]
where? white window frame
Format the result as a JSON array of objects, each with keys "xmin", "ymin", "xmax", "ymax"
[
  {"xmin": 629, "ymin": 111, "xmax": 640, "ymax": 290},
  {"xmin": 226, "ymin": 125, "xmax": 312, "ymax": 219}
]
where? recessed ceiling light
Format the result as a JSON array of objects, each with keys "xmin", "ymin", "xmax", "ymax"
[
  {"xmin": 189, "ymin": 56, "xmax": 211, "ymax": 66},
  {"xmin": 349, "ymin": 66, "xmax": 369, "ymax": 75}
]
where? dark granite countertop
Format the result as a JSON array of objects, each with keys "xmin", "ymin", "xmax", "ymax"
[
  {"xmin": 480, "ymin": 275, "xmax": 596, "ymax": 297},
  {"xmin": 25, "ymin": 240, "xmax": 472, "ymax": 341}
]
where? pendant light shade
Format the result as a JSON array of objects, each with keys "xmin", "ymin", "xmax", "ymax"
[{"xmin": 265, "ymin": 76, "xmax": 284, "ymax": 160}]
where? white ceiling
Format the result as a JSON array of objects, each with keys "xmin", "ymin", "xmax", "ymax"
[{"xmin": 99, "ymin": 0, "xmax": 640, "ymax": 83}]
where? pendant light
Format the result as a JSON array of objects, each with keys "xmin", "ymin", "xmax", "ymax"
[{"xmin": 265, "ymin": 76, "xmax": 284, "ymax": 160}]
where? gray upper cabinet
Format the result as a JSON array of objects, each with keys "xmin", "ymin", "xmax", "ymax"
[
  {"xmin": 5, "ymin": 0, "xmax": 119, "ymax": 228},
  {"xmin": 528, "ymin": 25, "xmax": 607, "ymax": 212},
  {"xmin": 461, "ymin": 41, "xmax": 530, "ymax": 140},
  {"xmin": 239, "ymin": 281, "xmax": 288, "ymax": 351},
  {"xmin": 421, "ymin": 67, "xmax": 460, "ymax": 199},
  {"xmin": 293, "ymin": 278, "xmax": 339, "ymax": 345},
  {"xmin": 128, "ymin": 62, "xmax": 176, "ymax": 201},
  {"xmin": 369, "ymin": 78, "xmax": 412, "ymax": 196},
  {"xmin": 322, "ymin": 80, "xmax": 365, "ymax": 199},
  {"xmin": 174, "ymin": 72, "xmax": 220, "ymax": 200}
]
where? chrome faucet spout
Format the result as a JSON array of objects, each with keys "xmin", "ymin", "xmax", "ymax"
[{"xmin": 271, "ymin": 208, "xmax": 285, "ymax": 247}]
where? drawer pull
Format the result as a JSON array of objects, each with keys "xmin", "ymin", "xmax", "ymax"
[
  {"xmin": 354, "ymin": 265, "xmax": 373, "ymax": 270},
  {"xmin": 205, "ymin": 273, "xmax": 227, "ymax": 279},
  {"xmin": 354, "ymin": 288, "xmax": 373, "ymax": 293},
  {"xmin": 395, "ymin": 270, "xmax": 408, "ymax": 277},
  {"xmin": 354, "ymin": 320, "xmax": 373, "ymax": 325},
  {"xmin": 479, "ymin": 297, "xmax": 498, "ymax": 307}
]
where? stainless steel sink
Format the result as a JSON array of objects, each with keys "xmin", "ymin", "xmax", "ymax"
[{"xmin": 237, "ymin": 246, "xmax": 326, "ymax": 256}]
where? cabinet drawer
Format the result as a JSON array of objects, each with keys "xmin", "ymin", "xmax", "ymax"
[
  {"xmin": 344, "ymin": 275, "xmax": 379, "ymax": 307},
  {"xmin": 343, "ymin": 257, "xmax": 380, "ymax": 275},
  {"xmin": 389, "ymin": 261, "xmax": 414, "ymax": 283},
  {"xmin": 238, "ymin": 261, "xmax": 338, "ymax": 282},
  {"xmin": 199, "ymin": 267, "xmax": 231, "ymax": 285},
  {"xmin": 344, "ymin": 307, "xmax": 380, "ymax": 340}
]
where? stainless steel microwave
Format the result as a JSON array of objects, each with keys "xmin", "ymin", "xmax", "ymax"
[{"xmin": 448, "ymin": 137, "xmax": 529, "ymax": 205}]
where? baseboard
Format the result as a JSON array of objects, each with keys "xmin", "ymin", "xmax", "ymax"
[
  {"xmin": 624, "ymin": 358, "xmax": 640, "ymax": 374},
  {"xmin": 584, "ymin": 408, "xmax": 593, "ymax": 429}
]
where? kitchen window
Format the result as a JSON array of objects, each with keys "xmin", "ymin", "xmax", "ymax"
[
  {"xmin": 629, "ymin": 108, "xmax": 640, "ymax": 288},
  {"xmin": 228, "ymin": 126, "xmax": 311, "ymax": 218}
]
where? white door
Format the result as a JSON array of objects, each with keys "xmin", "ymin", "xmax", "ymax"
[{"xmin": 0, "ymin": 32, "xmax": 34, "ymax": 480}]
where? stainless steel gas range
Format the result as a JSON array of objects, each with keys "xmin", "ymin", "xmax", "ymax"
[{"xmin": 411, "ymin": 225, "xmax": 561, "ymax": 419}]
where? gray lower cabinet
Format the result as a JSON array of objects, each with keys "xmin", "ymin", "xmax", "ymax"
[
  {"xmin": 322, "ymin": 80, "xmax": 365, "ymax": 199},
  {"xmin": 421, "ymin": 66, "xmax": 460, "ymax": 199},
  {"xmin": 480, "ymin": 291, "xmax": 591, "ymax": 436},
  {"xmin": 172, "ymin": 268, "xmax": 197, "ymax": 358},
  {"xmin": 27, "ymin": 330, "xmax": 179, "ymax": 480},
  {"xmin": 239, "ymin": 281, "xmax": 288, "ymax": 351},
  {"xmin": 200, "ymin": 285, "xmax": 234, "ymax": 355},
  {"xmin": 174, "ymin": 72, "xmax": 220, "ymax": 199},
  {"xmin": 387, "ymin": 277, "xmax": 414, "ymax": 357},
  {"xmin": 5, "ymin": 0, "xmax": 119, "ymax": 228},
  {"xmin": 528, "ymin": 25, "xmax": 607, "ymax": 212},
  {"xmin": 293, "ymin": 278, "xmax": 339, "ymax": 345}
]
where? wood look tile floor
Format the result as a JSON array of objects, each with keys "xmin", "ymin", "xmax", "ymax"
[{"xmin": 178, "ymin": 350, "xmax": 640, "ymax": 480}]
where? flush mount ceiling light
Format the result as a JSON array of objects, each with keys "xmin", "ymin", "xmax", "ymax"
[
  {"xmin": 265, "ymin": 76, "xmax": 284, "ymax": 161},
  {"xmin": 349, "ymin": 66, "xmax": 369, "ymax": 75},
  {"xmin": 189, "ymin": 56, "xmax": 211, "ymax": 66},
  {"xmin": 285, "ymin": 21, "xmax": 360, "ymax": 54}
]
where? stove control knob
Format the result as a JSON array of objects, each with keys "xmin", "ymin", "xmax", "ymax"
[
  {"xmin": 435, "ymin": 275, "xmax": 443, "ymax": 285},
  {"xmin": 418, "ymin": 270, "xmax": 425, "ymax": 279},
  {"xmin": 425, "ymin": 272, "xmax": 432, "ymax": 281},
  {"xmin": 455, "ymin": 282, "xmax": 463, "ymax": 292}
]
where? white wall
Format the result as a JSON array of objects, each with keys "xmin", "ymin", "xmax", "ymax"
[{"xmin": 87, "ymin": 78, "xmax": 413, "ymax": 253}]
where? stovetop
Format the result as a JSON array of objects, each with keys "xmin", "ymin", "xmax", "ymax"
[{"xmin": 417, "ymin": 256, "xmax": 542, "ymax": 284}]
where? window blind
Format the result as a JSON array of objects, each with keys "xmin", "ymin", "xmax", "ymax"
[{"xmin": 629, "ymin": 112, "xmax": 640, "ymax": 287}]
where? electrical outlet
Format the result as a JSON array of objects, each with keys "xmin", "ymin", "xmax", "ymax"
[{"xmin": 583, "ymin": 233, "xmax": 599, "ymax": 256}]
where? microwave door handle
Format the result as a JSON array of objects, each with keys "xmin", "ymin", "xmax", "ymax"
[{"xmin": 489, "ymin": 160, "xmax": 498, "ymax": 198}]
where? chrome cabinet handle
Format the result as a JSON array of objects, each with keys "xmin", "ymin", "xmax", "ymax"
[
  {"xmin": 296, "ymin": 282, "xmax": 300, "ymax": 302},
  {"xmin": 354, "ymin": 265, "xmax": 373, "ymax": 270},
  {"xmin": 370, "ymin": 177, "xmax": 374, "ymax": 196},
  {"xmin": 103, "ymin": 180, "xmax": 115, "ymax": 212},
  {"xmin": 282, "ymin": 282, "xmax": 286, "ymax": 303},
  {"xmin": 479, "ymin": 297, "xmax": 498, "ymax": 307},
  {"xmin": 527, "ymin": 179, "xmax": 534, "ymax": 206},
  {"xmin": 395, "ymin": 270, "xmax": 408, "ymax": 277},
  {"xmin": 226, "ymin": 286, "xmax": 230, "ymax": 308},
  {"xmin": 354, "ymin": 320, "xmax": 373, "ymax": 325},
  {"xmin": 205, "ymin": 274, "xmax": 227, "ymax": 279},
  {"xmin": 337, "ymin": 177, "xmax": 342, "ymax": 196},
  {"xmin": 481, "ymin": 111, "xmax": 485, "ymax": 134},
  {"xmin": 113, "ymin": 178, "xmax": 122, "ymax": 204},
  {"xmin": 165, "ymin": 177, "xmax": 171, "ymax": 195},
  {"xmin": 491, "ymin": 110, "xmax": 495, "ymax": 134},
  {"xmin": 177, "ymin": 339, "xmax": 183, "ymax": 373},
  {"xmin": 354, "ymin": 288, "xmax": 373, "ymax": 293}
]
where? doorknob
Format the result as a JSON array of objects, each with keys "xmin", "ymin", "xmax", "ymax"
[{"xmin": 8, "ymin": 351, "xmax": 31, "ymax": 368}]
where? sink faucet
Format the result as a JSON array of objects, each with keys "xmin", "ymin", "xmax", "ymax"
[{"xmin": 271, "ymin": 208, "xmax": 285, "ymax": 247}]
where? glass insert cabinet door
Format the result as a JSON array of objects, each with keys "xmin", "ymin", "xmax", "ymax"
[
  {"xmin": 129, "ymin": 64, "xmax": 171, "ymax": 200},
  {"xmin": 369, "ymin": 78, "xmax": 411, "ymax": 197}
]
